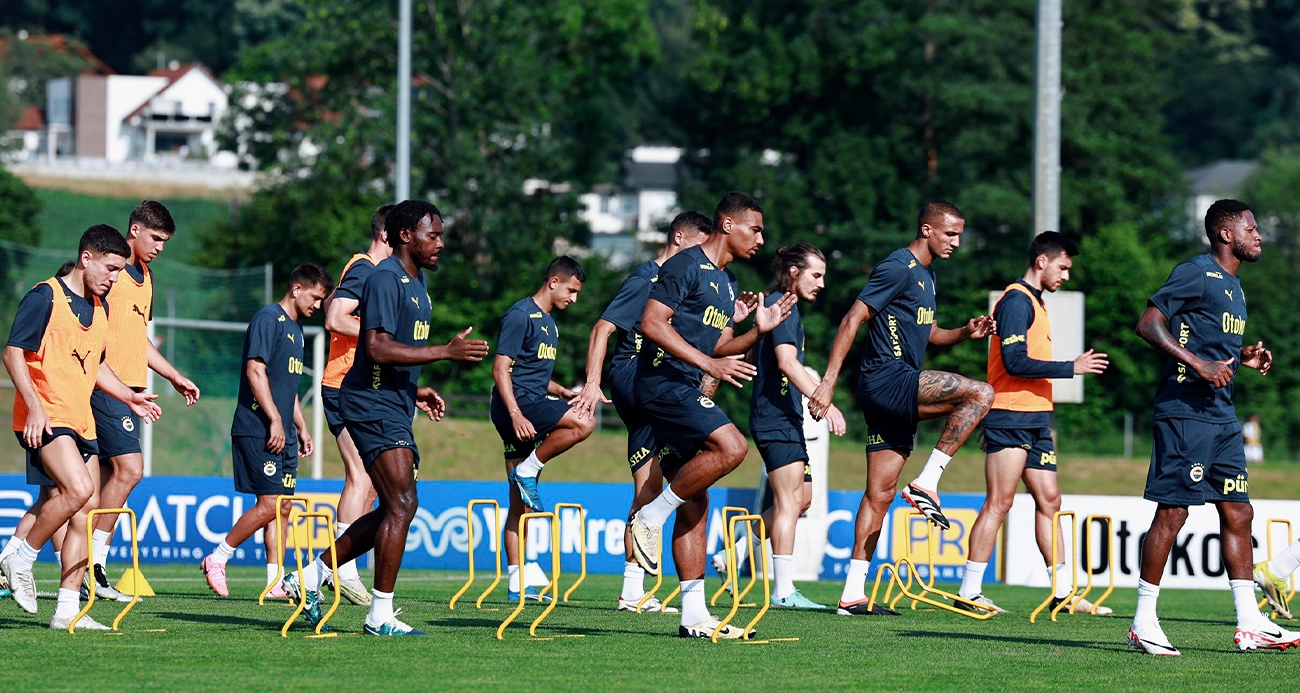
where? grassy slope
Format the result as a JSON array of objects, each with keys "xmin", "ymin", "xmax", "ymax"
[
  {"xmin": 2, "ymin": 564, "xmax": 1296, "ymax": 692},
  {"xmin": 34, "ymin": 188, "xmax": 227, "ymax": 260}
]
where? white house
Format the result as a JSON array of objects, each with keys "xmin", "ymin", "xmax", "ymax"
[
  {"xmin": 579, "ymin": 146, "xmax": 683, "ymax": 241},
  {"xmin": 1185, "ymin": 160, "xmax": 1258, "ymax": 240}
]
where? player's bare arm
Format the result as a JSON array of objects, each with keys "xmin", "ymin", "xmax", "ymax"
[
  {"xmin": 324, "ymin": 295, "xmax": 361, "ymax": 337},
  {"xmin": 4, "ymin": 344, "xmax": 50, "ymax": 448},
  {"xmin": 147, "ymin": 339, "xmax": 200, "ymax": 405},
  {"xmin": 245, "ymin": 357, "xmax": 285, "ymax": 453},
  {"xmin": 366, "ymin": 326, "xmax": 489, "ymax": 365},
  {"xmin": 641, "ymin": 298, "xmax": 756, "ymax": 388},
  {"xmin": 775, "ymin": 343, "xmax": 846, "ymax": 436},
  {"xmin": 808, "ymin": 300, "xmax": 875, "ymax": 419},
  {"xmin": 928, "ymin": 315, "xmax": 995, "ymax": 348},
  {"xmin": 492, "ymin": 353, "xmax": 535, "ymax": 441},
  {"xmin": 1135, "ymin": 306, "xmax": 1234, "ymax": 387},
  {"xmin": 1240, "ymin": 340, "xmax": 1272, "ymax": 375},
  {"xmin": 96, "ymin": 361, "xmax": 162, "ymax": 423},
  {"xmin": 571, "ymin": 318, "xmax": 617, "ymax": 419},
  {"xmin": 714, "ymin": 292, "xmax": 797, "ymax": 356},
  {"xmin": 292, "ymin": 394, "xmax": 312, "ymax": 457},
  {"xmin": 415, "ymin": 386, "xmax": 445, "ymax": 421}
]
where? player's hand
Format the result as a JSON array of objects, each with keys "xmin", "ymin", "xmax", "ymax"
[
  {"xmin": 699, "ymin": 374, "xmax": 720, "ymax": 399},
  {"xmin": 1194, "ymin": 357, "xmax": 1235, "ymax": 388},
  {"xmin": 170, "ymin": 375, "xmax": 201, "ymax": 406},
  {"xmin": 704, "ymin": 354, "xmax": 756, "ymax": 389},
  {"xmin": 733, "ymin": 291, "xmax": 759, "ymax": 323},
  {"xmin": 445, "ymin": 327, "xmax": 490, "ymax": 362},
  {"xmin": 416, "ymin": 387, "xmax": 446, "ymax": 421},
  {"xmin": 128, "ymin": 392, "xmax": 162, "ymax": 424},
  {"xmin": 965, "ymin": 315, "xmax": 995, "ymax": 340},
  {"xmin": 511, "ymin": 411, "xmax": 537, "ymax": 441},
  {"xmin": 569, "ymin": 383, "xmax": 610, "ymax": 420},
  {"xmin": 298, "ymin": 429, "xmax": 314, "ymax": 457},
  {"xmin": 1241, "ymin": 341, "xmax": 1272, "ymax": 375},
  {"xmin": 22, "ymin": 404, "xmax": 52, "ymax": 450},
  {"xmin": 755, "ymin": 292, "xmax": 797, "ymax": 334},
  {"xmin": 808, "ymin": 380, "xmax": 835, "ymax": 420},
  {"xmin": 826, "ymin": 404, "xmax": 847, "ymax": 436},
  {"xmin": 266, "ymin": 418, "xmax": 286, "ymax": 454},
  {"xmin": 1073, "ymin": 349, "xmax": 1110, "ymax": 375}
]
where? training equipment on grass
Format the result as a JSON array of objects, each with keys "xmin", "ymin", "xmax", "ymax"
[
  {"xmin": 714, "ymin": 514, "xmax": 770, "ymax": 642},
  {"xmin": 72, "ymin": 508, "xmax": 144, "ymax": 634},
  {"xmin": 1029, "ymin": 511, "xmax": 1114, "ymax": 623},
  {"xmin": 281, "ymin": 510, "xmax": 340, "ymax": 638},
  {"xmin": 872, "ymin": 512, "xmax": 997, "ymax": 620},
  {"xmin": 553, "ymin": 503, "xmax": 586, "ymax": 602},
  {"xmin": 449, "ymin": 499, "xmax": 502, "ymax": 610},
  {"xmin": 1258, "ymin": 518, "xmax": 1296, "ymax": 620},
  {"xmin": 497, "ymin": 512, "xmax": 562, "ymax": 639},
  {"xmin": 634, "ymin": 526, "xmax": 681, "ymax": 614},
  {"xmin": 259, "ymin": 495, "xmax": 309, "ymax": 606},
  {"xmin": 710, "ymin": 506, "xmax": 760, "ymax": 608}
]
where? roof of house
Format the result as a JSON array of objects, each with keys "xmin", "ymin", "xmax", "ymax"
[
  {"xmin": 625, "ymin": 161, "xmax": 678, "ymax": 190},
  {"xmin": 0, "ymin": 34, "xmax": 114, "ymax": 75},
  {"xmin": 14, "ymin": 105, "xmax": 44, "ymax": 131},
  {"xmin": 122, "ymin": 63, "xmax": 224, "ymax": 122},
  {"xmin": 1185, "ymin": 160, "xmax": 1258, "ymax": 196}
]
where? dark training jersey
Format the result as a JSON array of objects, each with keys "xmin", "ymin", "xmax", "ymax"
[
  {"xmin": 232, "ymin": 304, "xmax": 305, "ymax": 439},
  {"xmin": 495, "ymin": 297, "xmax": 559, "ymax": 400},
  {"xmin": 1149, "ymin": 254, "xmax": 1246, "ymax": 423},
  {"xmin": 856, "ymin": 248, "xmax": 936, "ymax": 376},
  {"xmin": 602, "ymin": 260, "xmax": 659, "ymax": 364},
  {"xmin": 635, "ymin": 245, "xmax": 736, "ymax": 401},
  {"xmin": 750, "ymin": 294, "xmax": 804, "ymax": 432},
  {"xmin": 339, "ymin": 256, "xmax": 432, "ymax": 423}
]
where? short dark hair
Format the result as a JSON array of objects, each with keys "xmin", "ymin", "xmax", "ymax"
[
  {"xmin": 129, "ymin": 200, "xmax": 175, "ymax": 235},
  {"xmin": 670, "ymin": 210, "xmax": 712, "ymax": 241},
  {"xmin": 917, "ymin": 201, "xmax": 964, "ymax": 234},
  {"xmin": 545, "ymin": 256, "xmax": 586, "ymax": 283},
  {"xmin": 770, "ymin": 243, "xmax": 826, "ymax": 294},
  {"xmin": 713, "ymin": 192, "xmax": 763, "ymax": 230},
  {"xmin": 1028, "ymin": 231, "xmax": 1079, "ymax": 266},
  {"xmin": 384, "ymin": 200, "xmax": 442, "ymax": 245},
  {"xmin": 1205, "ymin": 199, "xmax": 1252, "ymax": 242},
  {"xmin": 80, "ymin": 224, "xmax": 131, "ymax": 259},
  {"xmin": 288, "ymin": 262, "xmax": 334, "ymax": 292},
  {"xmin": 371, "ymin": 203, "xmax": 395, "ymax": 241}
]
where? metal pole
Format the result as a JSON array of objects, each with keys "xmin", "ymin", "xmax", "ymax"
[
  {"xmin": 312, "ymin": 331, "xmax": 326, "ymax": 480},
  {"xmin": 1032, "ymin": 0, "xmax": 1062, "ymax": 237},
  {"xmin": 143, "ymin": 319, "xmax": 156, "ymax": 477},
  {"xmin": 264, "ymin": 261, "xmax": 273, "ymax": 306},
  {"xmin": 396, "ymin": 0, "xmax": 412, "ymax": 202}
]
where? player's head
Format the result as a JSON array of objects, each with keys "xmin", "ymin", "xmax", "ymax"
[
  {"xmin": 542, "ymin": 255, "xmax": 585, "ymax": 311},
  {"xmin": 76, "ymin": 224, "xmax": 132, "ymax": 298},
  {"xmin": 1205, "ymin": 199, "xmax": 1261, "ymax": 263},
  {"xmin": 916, "ymin": 201, "xmax": 965, "ymax": 260},
  {"xmin": 287, "ymin": 262, "xmax": 334, "ymax": 319},
  {"xmin": 713, "ymin": 192, "xmax": 764, "ymax": 259},
  {"xmin": 1027, "ymin": 231, "xmax": 1079, "ymax": 292},
  {"xmin": 126, "ymin": 200, "xmax": 175, "ymax": 264},
  {"xmin": 385, "ymin": 200, "xmax": 444, "ymax": 270},
  {"xmin": 668, "ymin": 210, "xmax": 711, "ymax": 250},
  {"xmin": 770, "ymin": 242, "xmax": 826, "ymax": 303},
  {"xmin": 369, "ymin": 203, "xmax": 395, "ymax": 260}
]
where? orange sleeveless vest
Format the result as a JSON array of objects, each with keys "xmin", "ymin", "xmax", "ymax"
[
  {"xmin": 322, "ymin": 254, "xmax": 374, "ymax": 388},
  {"xmin": 12, "ymin": 278, "xmax": 109, "ymax": 438},
  {"xmin": 104, "ymin": 261, "xmax": 153, "ymax": 388},
  {"xmin": 988, "ymin": 282, "xmax": 1054, "ymax": 412}
]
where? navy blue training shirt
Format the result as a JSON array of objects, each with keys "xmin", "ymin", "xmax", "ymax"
[
  {"xmin": 750, "ymin": 293, "xmax": 804, "ymax": 432},
  {"xmin": 339, "ymin": 256, "xmax": 432, "ymax": 423},
  {"xmin": 7, "ymin": 279, "xmax": 102, "ymax": 351},
  {"xmin": 856, "ymin": 248, "xmax": 936, "ymax": 376},
  {"xmin": 1149, "ymin": 254, "xmax": 1246, "ymax": 423},
  {"xmin": 495, "ymin": 297, "xmax": 559, "ymax": 400},
  {"xmin": 635, "ymin": 245, "xmax": 736, "ymax": 400},
  {"xmin": 993, "ymin": 281, "xmax": 1074, "ymax": 380},
  {"xmin": 334, "ymin": 256, "xmax": 377, "ymax": 308},
  {"xmin": 231, "ymin": 304, "xmax": 305, "ymax": 438},
  {"xmin": 602, "ymin": 260, "xmax": 659, "ymax": 363}
]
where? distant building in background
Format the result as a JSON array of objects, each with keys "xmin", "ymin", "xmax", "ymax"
[
  {"xmin": 1185, "ymin": 159, "xmax": 1258, "ymax": 239},
  {"xmin": 579, "ymin": 146, "xmax": 683, "ymax": 268}
]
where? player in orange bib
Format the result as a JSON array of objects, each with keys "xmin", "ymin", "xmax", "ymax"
[
  {"xmin": 318, "ymin": 204, "xmax": 393, "ymax": 605},
  {"xmin": 957, "ymin": 232, "xmax": 1109, "ymax": 614},
  {"xmin": 1, "ymin": 225, "xmax": 162, "ymax": 630}
]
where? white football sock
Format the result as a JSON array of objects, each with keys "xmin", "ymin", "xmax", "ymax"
[
  {"xmin": 620, "ymin": 561, "xmax": 645, "ymax": 601},
  {"xmin": 13, "ymin": 540, "xmax": 39, "ymax": 572},
  {"xmin": 1269, "ymin": 539, "xmax": 1300, "ymax": 580},
  {"xmin": 210, "ymin": 540, "xmax": 236, "ymax": 565},
  {"xmin": 1053, "ymin": 563, "xmax": 1072, "ymax": 599},
  {"xmin": 638, "ymin": 486, "xmax": 685, "ymax": 528},
  {"xmin": 92, "ymin": 529, "xmax": 112, "ymax": 568},
  {"xmin": 508, "ymin": 564, "xmax": 521, "ymax": 593},
  {"xmin": 515, "ymin": 451, "xmax": 544, "ymax": 479},
  {"xmin": 368, "ymin": 589, "xmax": 394, "ymax": 626},
  {"xmin": 55, "ymin": 588, "xmax": 80, "ymax": 620},
  {"xmin": 0, "ymin": 536, "xmax": 20, "ymax": 562},
  {"xmin": 680, "ymin": 579, "xmax": 708, "ymax": 625},
  {"xmin": 912, "ymin": 449, "xmax": 952, "ymax": 492},
  {"xmin": 840, "ymin": 559, "xmax": 871, "ymax": 603},
  {"xmin": 1231, "ymin": 579, "xmax": 1268, "ymax": 629},
  {"xmin": 772, "ymin": 555, "xmax": 795, "ymax": 600},
  {"xmin": 335, "ymin": 522, "xmax": 361, "ymax": 582},
  {"xmin": 959, "ymin": 561, "xmax": 987, "ymax": 599},
  {"xmin": 296, "ymin": 558, "xmax": 322, "ymax": 592},
  {"xmin": 54, "ymin": 550, "xmax": 61, "ymax": 569},
  {"xmin": 266, "ymin": 563, "xmax": 280, "ymax": 587},
  {"xmin": 1134, "ymin": 579, "xmax": 1160, "ymax": 623}
]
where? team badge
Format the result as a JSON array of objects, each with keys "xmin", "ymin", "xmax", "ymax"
[
  {"xmin": 1189, "ymin": 463, "xmax": 1205, "ymax": 483},
  {"xmin": 263, "ymin": 461, "xmax": 277, "ymax": 476},
  {"xmin": 121, "ymin": 416, "xmax": 135, "ymax": 432},
  {"xmin": 698, "ymin": 396, "xmax": 715, "ymax": 409}
]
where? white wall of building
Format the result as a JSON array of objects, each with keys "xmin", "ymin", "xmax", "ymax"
[
  {"xmin": 103, "ymin": 76, "xmax": 168, "ymax": 163},
  {"xmin": 636, "ymin": 189, "xmax": 677, "ymax": 233}
]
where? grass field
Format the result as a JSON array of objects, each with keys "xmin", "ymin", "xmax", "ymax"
[
  {"xmin": 34, "ymin": 188, "xmax": 230, "ymax": 262},
  {"xmin": 3, "ymin": 563, "xmax": 1297, "ymax": 692}
]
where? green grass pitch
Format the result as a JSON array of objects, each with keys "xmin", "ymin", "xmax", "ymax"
[{"xmin": 3, "ymin": 564, "xmax": 1297, "ymax": 691}]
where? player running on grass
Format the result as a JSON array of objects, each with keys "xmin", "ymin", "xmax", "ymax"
[
  {"xmin": 200, "ymin": 264, "xmax": 332, "ymax": 598},
  {"xmin": 290, "ymin": 200, "xmax": 489, "ymax": 636},
  {"xmin": 626, "ymin": 192, "xmax": 795, "ymax": 639},
  {"xmin": 957, "ymin": 232, "xmax": 1110, "ymax": 615},
  {"xmin": 490, "ymin": 256, "xmax": 595, "ymax": 602},
  {"xmin": 318, "ymin": 203, "xmax": 394, "ymax": 606},
  {"xmin": 806, "ymin": 201, "xmax": 995, "ymax": 616},
  {"xmin": 1129, "ymin": 199, "xmax": 1300, "ymax": 655},
  {"xmin": 2, "ymin": 225, "xmax": 162, "ymax": 630},
  {"xmin": 570, "ymin": 210, "xmax": 711, "ymax": 613}
]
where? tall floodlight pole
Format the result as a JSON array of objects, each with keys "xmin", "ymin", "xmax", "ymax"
[
  {"xmin": 1032, "ymin": 0, "xmax": 1062, "ymax": 237},
  {"xmin": 396, "ymin": 0, "xmax": 412, "ymax": 202}
]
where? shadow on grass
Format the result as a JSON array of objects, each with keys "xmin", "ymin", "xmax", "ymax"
[
  {"xmin": 894, "ymin": 629, "xmax": 1138, "ymax": 654},
  {"xmin": 426, "ymin": 615, "xmax": 648, "ymax": 638},
  {"xmin": 156, "ymin": 611, "xmax": 276, "ymax": 628}
]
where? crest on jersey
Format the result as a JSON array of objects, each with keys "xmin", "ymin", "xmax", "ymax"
[
  {"xmin": 728, "ymin": 284, "xmax": 735, "ymax": 301},
  {"xmin": 263, "ymin": 461, "xmax": 277, "ymax": 476},
  {"xmin": 698, "ymin": 396, "xmax": 715, "ymax": 409},
  {"xmin": 121, "ymin": 416, "xmax": 134, "ymax": 433},
  {"xmin": 1189, "ymin": 463, "xmax": 1205, "ymax": 483}
]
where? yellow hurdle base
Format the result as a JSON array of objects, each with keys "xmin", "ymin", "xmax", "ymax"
[{"xmin": 115, "ymin": 568, "xmax": 155, "ymax": 597}]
